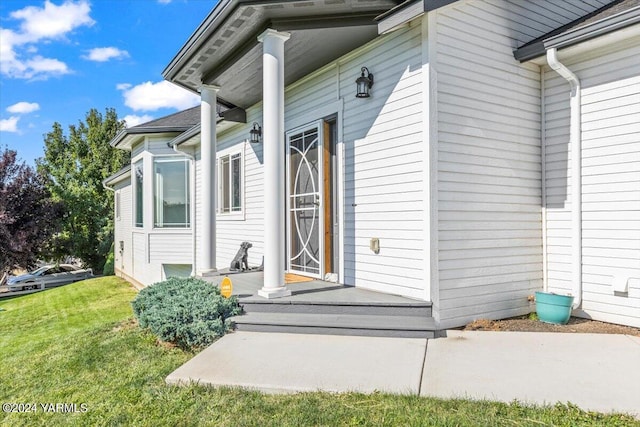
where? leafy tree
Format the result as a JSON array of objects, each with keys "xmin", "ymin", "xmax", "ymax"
[
  {"xmin": 38, "ymin": 108, "xmax": 129, "ymax": 273},
  {"xmin": 0, "ymin": 148, "xmax": 62, "ymax": 277}
]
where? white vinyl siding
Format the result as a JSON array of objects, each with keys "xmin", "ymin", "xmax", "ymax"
[
  {"xmin": 544, "ymin": 35, "xmax": 640, "ymax": 328},
  {"xmin": 148, "ymin": 136, "xmax": 179, "ymax": 155},
  {"xmin": 113, "ymin": 179, "xmax": 132, "ymax": 278},
  {"xmin": 431, "ymin": 0, "xmax": 608, "ymax": 329},
  {"xmin": 149, "ymin": 233, "xmax": 192, "ymax": 264},
  {"xmin": 337, "ymin": 24, "xmax": 426, "ymax": 299},
  {"xmin": 132, "ymin": 231, "xmax": 146, "ymax": 283},
  {"xmin": 432, "ymin": 0, "xmax": 611, "ymax": 328},
  {"xmin": 196, "ymin": 111, "xmax": 264, "ymax": 272},
  {"xmin": 132, "ymin": 141, "xmax": 144, "ymax": 158}
]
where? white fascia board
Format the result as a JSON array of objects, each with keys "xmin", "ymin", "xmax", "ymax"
[{"xmin": 544, "ymin": 6, "xmax": 640, "ymax": 51}]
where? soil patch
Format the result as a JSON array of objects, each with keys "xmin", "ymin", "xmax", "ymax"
[{"xmin": 464, "ymin": 316, "xmax": 640, "ymax": 336}]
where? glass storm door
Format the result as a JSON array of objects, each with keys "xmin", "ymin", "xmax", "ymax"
[{"xmin": 286, "ymin": 122, "xmax": 324, "ymax": 278}]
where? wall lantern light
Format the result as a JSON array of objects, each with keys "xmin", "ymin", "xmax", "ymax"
[
  {"xmin": 355, "ymin": 67, "xmax": 374, "ymax": 98},
  {"xmin": 249, "ymin": 122, "xmax": 262, "ymax": 143}
]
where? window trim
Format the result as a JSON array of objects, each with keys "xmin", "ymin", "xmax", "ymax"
[
  {"xmin": 153, "ymin": 155, "xmax": 191, "ymax": 229},
  {"xmin": 217, "ymin": 144, "xmax": 245, "ymax": 221}
]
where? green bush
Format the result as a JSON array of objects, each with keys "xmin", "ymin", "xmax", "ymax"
[
  {"xmin": 131, "ymin": 277, "xmax": 242, "ymax": 349},
  {"xmin": 103, "ymin": 243, "xmax": 115, "ymax": 276}
]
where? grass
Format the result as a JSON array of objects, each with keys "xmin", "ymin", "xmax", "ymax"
[{"xmin": 1, "ymin": 277, "xmax": 637, "ymax": 427}]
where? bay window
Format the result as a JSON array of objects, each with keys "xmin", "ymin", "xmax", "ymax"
[{"xmin": 154, "ymin": 157, "xmax": 190, "ymax": 228}]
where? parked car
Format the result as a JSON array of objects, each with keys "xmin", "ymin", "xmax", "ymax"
[{"xmin": 6, "ymin": 264, "xmax": 93, "ymax": 292}]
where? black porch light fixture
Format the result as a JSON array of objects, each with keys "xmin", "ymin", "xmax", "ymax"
[
  {"xmin": 355, "ymin": 67, "xmax": 374, "ymax": 98},
  {"xmin": 249, "ymin": 122, "xmax": 262, "ymax": 143}
]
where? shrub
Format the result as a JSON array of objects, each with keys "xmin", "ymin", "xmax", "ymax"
[
  {"xmin": 103, "ymin": 244, "xmax": 115, "ymax": 276},
  {"xmin": 131, "ymin": 277, "xmax": 242, "ymax": 350}
]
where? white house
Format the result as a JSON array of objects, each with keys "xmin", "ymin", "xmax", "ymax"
[{"xmin": 105, "ymin": 0, "xmax": 640, "ymax": 330}]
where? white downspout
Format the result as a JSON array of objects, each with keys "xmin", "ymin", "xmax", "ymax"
[
  {"xmin": 172, "ymin": 143, "xmax": 197, "ymax": 277},
  {"xmin": 540, "ymin": 67, "xmax": 548, "ymax": 293},
  {"xmin": 546, "ymin": 48, "xmax": 582, "ymax": 309}
]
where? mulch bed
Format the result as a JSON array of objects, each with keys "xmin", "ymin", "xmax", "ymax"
[{"xmin": 463, "ymin": 316, "xmax": 640, "ymax": 336}]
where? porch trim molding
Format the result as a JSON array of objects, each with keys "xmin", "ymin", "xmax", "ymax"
[{"xmin": 258, "ymin": 28, "xmax": 292, "ymax": 299}]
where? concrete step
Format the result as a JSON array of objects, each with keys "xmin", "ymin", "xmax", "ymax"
[
  {"xmin": 239, "ymin": 300, "xmax": 432, "ymax": 317},
  {"xmin": 230, "ymin": 312, "xmax": 437, "ymax": 338}
]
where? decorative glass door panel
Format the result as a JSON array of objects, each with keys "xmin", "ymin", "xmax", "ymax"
[{"xmin": 287, "ymin": 122, "xmax": 323, "ymax": 277}]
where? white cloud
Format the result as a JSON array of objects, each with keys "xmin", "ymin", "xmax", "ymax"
[
  {"xmin": 83, "ymin": 47, "xmax": 129, "ymax": 62},
  {"xmin": 25, "ymin": 56, "xmax": 69, "ymax": 79},
  {"xmin": 0, "ymin": 117, "xmax": 20, "ymax": 133},
  {"xmin": 158, "ymin": 0, "xmax": 172, "ymax": 4},
  {"xmin": 123, "ymin": 114, "xmax": 154, "ymax": 127},
  {"xmin": 119, "ymin": 81, "xmax": 200, "ymax": 112},
  {"xmin": 116, "ymin": 83, "xmax": 132, "ymax": 91},
  {"xmin": 10, "ymin": 0, "xmax": 94, "ymax": 42},
  {"xmin": 0, "ymin": 0, "xmax": 94, "ymax": 80},
  {"xmin": 7, "ymin": 102, "xmax": 40, "ymax": 114}
]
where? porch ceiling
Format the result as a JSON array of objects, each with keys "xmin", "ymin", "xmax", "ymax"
[{"xmin": 163, "ymin": 0, "xmax": 398, "ymax": 108}]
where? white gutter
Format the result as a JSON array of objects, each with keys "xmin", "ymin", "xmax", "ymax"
[
  {"xmin": 546, "ymin": 48, "xmax": 582, "ymax": 309},
  {"xmin": 172, "ymin": 143, "xmax": 197, "ymax": 277}
]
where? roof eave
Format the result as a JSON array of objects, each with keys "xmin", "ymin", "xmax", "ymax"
[
  {"xmin": 169, "ymin": 124, "xmax": 202, "ymax": 148},
  {"xmin": 110, "ymin": 126, "xmax": 195, "ymax": 150},
  {"xmin": 544, "ymin": 6, "xmax": 640, "ymax": 51},
  {"xmin": 514, "ymin": 5, "xmax": 640, "ymax": 62},
  {"xmin": 169, "ymin": 115, "xmax": 235, "ymax": 148},
  {"xmin": 162, "ymin": 0, "xmax": 237, "ymax": 83},
  {"xmin": 103, "ymin": 165, "xmax": 132, "ymax": 187}
]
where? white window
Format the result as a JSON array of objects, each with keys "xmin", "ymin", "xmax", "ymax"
[
  {"xmin": 154, "ymin": 157, "xmax": 190, "ymax": 228},
  {"xmin": 218, "ymin": 151, "xmax": 243, "ymax": 215},
  {"xmin": 134, "ymin": 160, "xmax": 143, "ymax": 228}
]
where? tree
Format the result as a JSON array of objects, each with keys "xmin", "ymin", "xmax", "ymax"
[
  {"xmin": 38, "ymin": 108, "xmax": 129, "ymax": 273},
  {"xmin": 0, "ymin": 148, "xmax": 61, "ymax": 276}
]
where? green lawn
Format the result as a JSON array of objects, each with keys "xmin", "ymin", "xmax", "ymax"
[{"xmin": 0, "ymin": 277, "xmax": 637, "ymax": 427}]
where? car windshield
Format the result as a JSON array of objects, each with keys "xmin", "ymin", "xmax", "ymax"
[{"xmin": 29, "ymin": 266, "xmax": 51, "ymax": 276}]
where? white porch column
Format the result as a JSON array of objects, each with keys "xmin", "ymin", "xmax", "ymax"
[
  {"xmin": 199, "ymin": 84, "xmax": 220, "ymax": 276},
  {"xmin": 258, "ymin": 29, "xmax": 291, "ymax": 299}
]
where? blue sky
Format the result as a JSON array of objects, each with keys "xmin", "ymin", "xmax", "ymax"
[{"xmin": 0, "ymin": 0, "xmax": 215, "ymax": 165}]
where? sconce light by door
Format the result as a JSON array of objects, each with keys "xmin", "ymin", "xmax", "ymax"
[
  {"xmin": 355, "ymin": 67, "xmax": 374, "ymax": 98},
  {"xmin": 249, "ymin": 122, "xmax": 262, "ymax": 143}
]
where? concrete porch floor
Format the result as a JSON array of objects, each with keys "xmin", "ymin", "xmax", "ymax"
[{"xmin": 201, "ymin": 270, "xmax": 424, "ymax": 305}]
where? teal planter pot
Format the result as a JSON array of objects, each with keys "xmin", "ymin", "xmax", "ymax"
[{"xmin": 535, "ymin": 291, "xmax": 574, "ymax": 325}]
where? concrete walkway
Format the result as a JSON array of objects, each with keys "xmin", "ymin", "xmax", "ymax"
[{"xmin": 167, "ymin": 330, "xmax": 640, "ymax": 417}]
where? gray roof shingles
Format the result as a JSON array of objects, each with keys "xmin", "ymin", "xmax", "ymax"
[{"xmin": 130, "ymin": 105, "xmax": 200, "ymax": 130}]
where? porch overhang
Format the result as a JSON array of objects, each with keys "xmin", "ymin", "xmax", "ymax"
[{"xmin": 162, "ymin": 0, "xmax": 399, "ymax": 108}]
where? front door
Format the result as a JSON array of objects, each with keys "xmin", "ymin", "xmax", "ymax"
[{"xmin": 286, "ymin": 121, "xmax": 324, "ymax": 278}]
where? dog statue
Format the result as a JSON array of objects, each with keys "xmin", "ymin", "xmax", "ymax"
[{"xmin": 229, "ymin": 241, "xmax": 253, "ymax": 272}]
